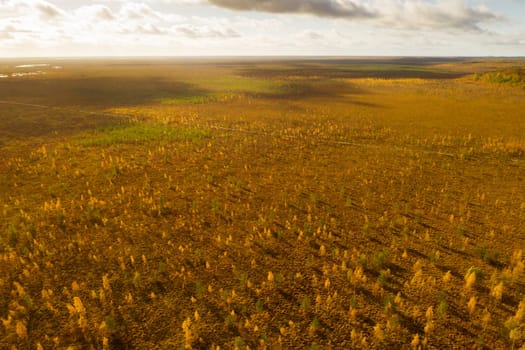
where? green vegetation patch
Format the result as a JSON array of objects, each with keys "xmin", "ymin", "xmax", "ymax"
[
  {"xmin": 159, "ymin": 94, "xmax": 217, "ymax": 105},
  {"xmin": 473, "ymin": 69, "xmax": 525, "ymax": 86},
  {"xmin": 197, "ymin": 75, "xmax": 305, "ymax": 96},
  {"xmin": 157, "ymin": 76, "xmax": 292, "ymax": 104},
  {"xmin": 240, "ymin": 63, "xmax": 462, "ymax": 80},
  {"xmin": 78, "ymin": 123, "xmax": 208, "ymax": 147},
  {"xmin": 159, "ymin": 76, "xmax": 316, "ymax": 102},
  {"xmin": 159, "ymin": 92, "xmax": 241, "ymax": 105},
  {"xmin": 201, "ymin": 76, "xmax": 284, "ymax": 94}
]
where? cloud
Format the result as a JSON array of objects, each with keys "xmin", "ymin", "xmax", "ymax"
[
  {"xmin": 305, "ymin": 30, "xmax": 323, "ymax": 40},
  {"xmin": 0, "ymin": 0, "xmax": 69, "ymax": 29},
  {"xmin": 207, "ymin": 0, "xmax": 376, "ymax": 18},
  {"xmin": 204, "ymin": 0, "xmax": 500, "ymax": 32},
  {"xmin": 0, "ymin": 0, "xmax": 521, "ymax": 57},
  {"xmin": 72, "ymin": 4, "xmax": 116, "ymax": 22},
  {"xmin": 0, "ymin": 24, "xmax": 14, "ymax": 39},
  {"xmin": 0, "ymin": 0, "xmax": 245, "ymax": 54},
  {"xmin": 119, "ymin": 2, "xmax": 161, "ymax": 21},
  {"xmin": 123, "ymin": 23, "xmax": 167, "ymax": 35},
  {"xmin": 175, "ymin": 25, "xmax": 240, "ymax": 38},
  {"xmin": 0, "ymin": 0, "xmax": 64, "ymax": 20},
  {"xmin": 486, "ymin": 30, "xmax": 525, "ymax": 46},
  {"xmin": 35, "ymin": 1, "xmax": 64, "ymax": 19},
  {"xmin": 378, "ymin": 0, "xmax": 500, "ymax": 32}
]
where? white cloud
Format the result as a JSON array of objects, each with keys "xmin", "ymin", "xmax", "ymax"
[
  {"xmin": 175, "ymin": 25, "xmax": 239, "ymax": 38},
  {"xmin": 119, "ymin": 2, "xmax": 161, "ymax": 21},
  {"xmin": 0, "ymin": 0, "xmax": 523, "ymax": 56},
  {"xmin": 0, "ymin": 0, "xmax": 241, "ymax": 53},
  {"xmin": 35, "ymin": 1, "xmax": 65, "ymax": 20},
  {"xmin": 73, "ymin": 4, "xmax": 115, "ymax": 21},
  {"xmin": 376, "ymin": 0, "xmax": 499, "ymax": 32}
]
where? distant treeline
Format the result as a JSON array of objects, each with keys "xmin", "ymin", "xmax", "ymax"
[{"xmin": 473, "ymin": 68, "xmax": 525, "ymax": 86}]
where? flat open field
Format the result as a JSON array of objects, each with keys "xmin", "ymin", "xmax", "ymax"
[{"xmin": 1, "ymin": 57, "xmax": 524, "ymax": 349}]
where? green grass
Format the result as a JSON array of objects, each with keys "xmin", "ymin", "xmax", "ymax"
[
  {"xmin": 473, "ymin": 69, "xmax": 525, "ymax": 86},
  {"xmin": 239, "ymin": 62, "xmax": 462, "ymax": 80},
  {"xmin": 78, "ymin": 123, "xmax": 208, "ymax": 147},
  {"xmin": 197, "ymin": 76, "xmax": 290, "ymax": 94},
  {"xmin": 157, "ymin": 76, "xmax": 294, "ymax": 103},
  {"xmin": 158, "ymin": 92, "xmax": 242, "ymax": 105}
]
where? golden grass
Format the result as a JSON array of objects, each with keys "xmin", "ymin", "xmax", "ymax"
[{"xmin": 0, "ymin": 58, "xmax": 524, "ymax": 349}]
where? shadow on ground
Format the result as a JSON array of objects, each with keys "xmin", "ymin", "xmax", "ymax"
[{"xmin": 0, "ymin": 77, "xmax": 210, "ymax": 108}]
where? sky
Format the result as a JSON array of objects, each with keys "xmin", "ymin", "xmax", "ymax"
[{"xmin": 0, "ymin": 0, "xmax": 524, "ymax": 57}]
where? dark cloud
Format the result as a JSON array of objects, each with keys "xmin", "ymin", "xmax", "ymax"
[
  {"xmin": 206, "ymin": 0, "xmax": 499, "ymax": 32},
  {"xmin": 207, "ymin": 0, "xmax": 376, "ymax": 18}
]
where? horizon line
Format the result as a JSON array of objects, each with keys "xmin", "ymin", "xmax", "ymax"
[{"xmin": 1, "ymin": 55, "xmax": 525, "ymax": 60}]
